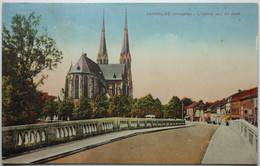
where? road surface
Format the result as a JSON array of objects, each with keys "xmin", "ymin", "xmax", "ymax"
[{"xmin": 48, "ymin": 123, "xmax": 218, "ymax": 164}]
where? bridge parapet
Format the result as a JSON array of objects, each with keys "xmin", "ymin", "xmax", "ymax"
[
  {"xmin": 230, "ymin": 119, "xmax": 258, "ymax": 160},
  {"xmin": 2, "ymin": 118, "xmax": 185, "ymax": 157}
]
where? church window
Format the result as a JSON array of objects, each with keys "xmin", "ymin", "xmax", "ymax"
[
  {"xmin": 122, "ymin": 84, "xmax": 126, "ymax": 95},
  {"xmin": 75, "ymin": 75, "xmax": 79, "ymax": 99},
  {"xmin": 65, "ymin": 78, "xmax": 68, "ymax": 98},
  {"xmin": 91, "ymin": 78, "xmax": 94, "ymax": 98},
  {"xmin": 84, "ymin": 76, "xmax": 88, "ymax": 98},
  {"xmin": 123, "ymin": 59, "xmax": 126, "ymax": 63},
  {"xmin": 112, "ymin": 83, "xmax": 115, "ymax": 95}
]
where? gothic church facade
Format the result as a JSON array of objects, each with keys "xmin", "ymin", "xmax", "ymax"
[{"xmin": 62, "ymin": 10, "xmax": 133, "ymax": 101}]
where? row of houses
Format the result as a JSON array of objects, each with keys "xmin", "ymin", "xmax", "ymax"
[{"xmin": 185, "ymin": 87, "xmax": 258, "ymax": 126}]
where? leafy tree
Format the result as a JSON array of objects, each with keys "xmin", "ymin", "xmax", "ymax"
[
  {"xmin": 91, "ymin": 94, "xmax": 108, "ymax": 118},
  {"xmin": 154, "ymin": 98, "xmax": 163, "ymax": 118},
  {"xmin": 121, "ymin": 95, "xmax": 133, "ymax": 117},
  {"xmin": 42, "ymin": 99, "xmax": 58, "ymax": 121},
  {"xmin": 131, "ymin": 94, "xmax": 163, "ymax": 118},
  {"xmin": 108, "ymin": 95, "xmax": 122, "ymax": 117},
  {"xmin": 58, "ymin": 98, "xmax": 74, "ymax": 121},
  {"xmin": 2, "ymin": 12, "xmax": 62, "ymax": 126},
  {"xmin": 108, "ymin": 95, "xmax": 133, "ymax": 117},
  {"xmin": 165, "ymin": 96, "xmax": 182, "ymax": 118},
  {"xmin": 73, "ymin": 96, "xmax": 92, "ymax": 120}
]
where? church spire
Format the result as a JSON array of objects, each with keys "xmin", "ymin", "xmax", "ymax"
[
  {"xmin": 121, "ymin": 9, "xmax": 130, "ymax": 56},
  {"xmin": 97, "ymin": 9, "xmax": 108, "ymax": 64}
]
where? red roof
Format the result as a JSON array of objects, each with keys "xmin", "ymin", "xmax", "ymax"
[
  {"xmin": 41, "ymin": 92, "xmax": 48, "ymax": 100},
  {"xmin": 187, "ymin": 102, "xmax": 199, "ymax": 108},
  {"xmin": 231, "ymin": 87, "xmax": 258, "ymax": 102},
  {"xmin": 180, "ymin": 97, "xmax": 187, "ymax": 103}
]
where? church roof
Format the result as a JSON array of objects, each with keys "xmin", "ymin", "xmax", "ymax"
[
  {"xmin": 69, "ymin": 54, "xmax": 104, "ymax": 77},
  {"xmin": 99, "ymin": 64, "xmax": 125, "ymax": 80}
]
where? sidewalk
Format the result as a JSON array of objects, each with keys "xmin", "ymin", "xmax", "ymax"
[
  {"xmin": 202, "ymin": 125, "xmax": 257, "ymax": 164},
  {"xmin": 2, "ymin": 124, "xmax": 194, "ymax": 164}
]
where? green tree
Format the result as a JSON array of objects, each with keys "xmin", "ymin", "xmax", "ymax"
[
  {"xmin": 108, "ymin": 95, "xmax": 121, "ymax": 117},
  {"xmin": 91, "ymin": 94, "xmax": 109, "ymax": 118},
  {"xmin": 42, "ymin": 99, "xmax": 58, "ymax": 121},
  {"xmin": 2, "ymin": 12, "xmax": 62, "ymax": 126},
  {"xmin": 165, "ymin": 96, "xmax": 182, "ymax": 118},
  {"xmin": 73, "ymin": 96, "xmax": 92, "ymax": 120},
  {"xmin": 154, "ymin": 98, "xmax": 163, "ymax": 118},
  {"xmin": 108, "ymin": 95, "xmax": 133, "ymax": 117},
  {"xmin": 58, "ymin": 98, "xmax": 74, "ymax": 121},
  {"xmin": 131, "ymin": 93, "xmax": 161, "ymax": 118}
]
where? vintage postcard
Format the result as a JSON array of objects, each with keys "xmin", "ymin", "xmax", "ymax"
[{"xmin": 1, "ymin": 1, "xmax": 258, "ymax": 165}]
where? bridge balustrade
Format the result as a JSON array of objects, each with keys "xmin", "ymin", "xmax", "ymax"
[
  {"xmin": 2, "ymin": 118, "xmax": 185, "ymax": 157},
  {"xmin": 230, "ymin": 119, "xmax": 257, "ymax": 160}
]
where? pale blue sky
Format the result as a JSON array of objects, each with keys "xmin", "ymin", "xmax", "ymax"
[{"xmin": 2, "ymin": 3, "xmax": 258, "ymax": 103}]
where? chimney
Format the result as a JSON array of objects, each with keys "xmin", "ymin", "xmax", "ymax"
[{"xmin": 238, "ymin": 89, "xmax": 241, "ymax": 92}]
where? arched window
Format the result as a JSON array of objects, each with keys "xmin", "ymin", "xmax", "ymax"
[
  {"xmin": 112, "ymin": 83, "xmax": 115, "ymax": 95},
  {"xmin": 65, "ymin": 78, "xmax": 68, "ymax": 98},
  {"xmin": 75, "ymin": 75, "xmax": 79, "ymax": 99},
  {"xmin": 122, "ymin": 84, "xmax": 126, "ymax": 95},
  {"xmin": 123, "ymin": 59, "xmax": 126, "ymax": 63},
  {"xmin": 91, "ymin": 78, "xmax": 94, "ymax": 98},
  {"xmin": 84, "ymin": 76, "xmax": 88, "ymax": 98}
]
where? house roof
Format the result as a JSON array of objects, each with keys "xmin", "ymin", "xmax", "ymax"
[
  {"xmin": 231, "ymin": 87, "xmax": 258, "ymax": 102},
  {"xmin": 180, "ymin": 97, "xmax": 187, "ymax": 103},
  {"xmin": 187, "ymin": 102, "xmax": 199, "ymax": 108},
  {"xmin": 99, "ymin": 64, "xmax": 125, "ymax": 80},
  {"xmin": 209, "ymin": 99, "xmax": 227, "ymax": 113},
  {"xmin": 69, "ymin": 54, "xmax": 104, "ymax": 78}
]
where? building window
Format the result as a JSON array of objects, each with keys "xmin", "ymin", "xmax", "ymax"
[
  {"xmin": 112, "ymin": 84, "xmax": 115, "ymax": 95},
  {"xmin": 123, "ymin": 59, "xmax": 126, "ymax": 63},
  {"xmin": 75, "ymin": 75, "xmax": 79, "ymax": 99},
  {"xmin": 122, "ymin": 84, "xmax": 126, "ymax": 95},
  {"xmin": 91, "ymin": 78, "xmax": 94, "ymax": 98},
  {"xmin": 65, "ymin": 78, "xmax": 68, "ymax": 98},
  {"xmin": 84, "ymin": 76, "xmax": 88, "ymax": 98}
]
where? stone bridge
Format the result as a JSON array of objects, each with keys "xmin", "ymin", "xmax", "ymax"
[
  {"xmin": 2, "ymin": 117, "xmax": 185, "ymax": 157},
  {"xmin": 2, "ymin": 118, "xmax": 257, "ymax": 164}
]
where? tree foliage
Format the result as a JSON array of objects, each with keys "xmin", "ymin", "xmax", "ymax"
[
  {"xmin": 108, "ymin": 95, "xmax": 133, "ymax": 117},
  {"xmin": 42, "ymin": 99, "xmax": 58, "ymax": 121},
  {"xmin": 91, "ymin": 94, "xmax": 109, "ymax": 118},
  {"xmin": 73, "ymin": 96, "xmax": 92, "ymax": 120},
  {"xmin": 131, "ymin": 94, "xmax": 163, "ymax": 118},
  {"xmin": 164, "ymin": 96, "xmax": 182, "ymax": 118},
  {"xmin": 2, "ymin": 12, "xmax": 62, "ymax": 126},
  {"xmin": 58, "ymin": 98, "xmax": 74, "ymax": 121}
]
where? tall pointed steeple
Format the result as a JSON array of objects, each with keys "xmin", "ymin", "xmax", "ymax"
[
  {"xmin": 120, "ymin": 9, "xmax": 131, "ymax": 64},
  {"xmin": 97, "ymin": 9, "xmax": 108, "ymax": 64},
  {"xmin": 121, "ymin": 9, "xmax": 130, "ymax": 55},
  {"xmin": 120, "ymin": 9, "xmax": 133, "ymax": 97}
]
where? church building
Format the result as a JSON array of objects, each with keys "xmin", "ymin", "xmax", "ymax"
[{"xmin": 62, "ymin": 10, "xmax": 133, "ymax": 101}]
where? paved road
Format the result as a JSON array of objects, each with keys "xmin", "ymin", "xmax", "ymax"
[
  {"xmin": 48, "ymin": 123, "xmax": 218, "ymax": 164},
  {"xmin": 2, "ymin": 125, "xmax": 193, "ymax": 164}
]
